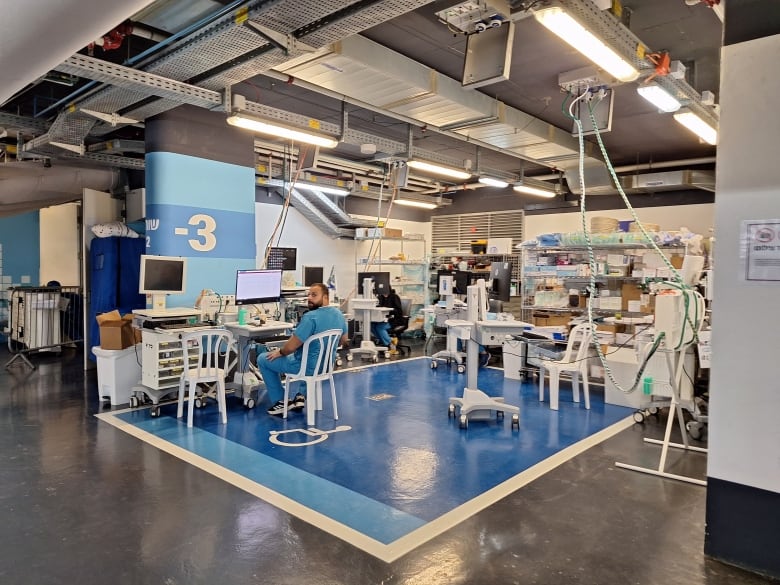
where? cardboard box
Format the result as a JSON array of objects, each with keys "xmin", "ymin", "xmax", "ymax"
[
  {"xmin": 532, "ymin": 311, "xmax": 573, "ymax": 327},
  {"xmin": 487, "ymin": 238, "xmax": 513, "ymax": 254},
  {"xmin": 96, "ymin": 310, "xmax": 140, "ymax": 350},
  {"xmin": 365, "ymin": 227, "xmax": 403, "ymax": 238},
  {"xmin": 621, "ymin": 282, "xmax": 643, "ymax": 311}
]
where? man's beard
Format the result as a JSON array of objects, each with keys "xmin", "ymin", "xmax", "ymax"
[{"xmin": 308, "ymin": 300, "xmax": 321, "ymax": 310}]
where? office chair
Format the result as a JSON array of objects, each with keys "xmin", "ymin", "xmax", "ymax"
[
  {"xmin": 538, "ymin": 323, "xmax": 593, "ymax": 411},
  {"xmin": 176, "ymin": 328, "xmax": 235, "ymax": 427},
  {"xmin": 389, "ymin": 298, "xmax": 412, "ymax": 356},
  {"xmin": 282, "ymin": 328, "xmax": 343, "ymax": 426}
]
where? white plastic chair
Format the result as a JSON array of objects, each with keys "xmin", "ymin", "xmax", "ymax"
[
  {"xmin": 283, "ymin": 328, "xmax": 343, "ymax": 426},
  {"xmin": 176, "ymin": 328, "xmax": 235, "ymax": 427},
  {"xmin": 539, "ymin": 323, "xmax": 594, "ymax": 411}
]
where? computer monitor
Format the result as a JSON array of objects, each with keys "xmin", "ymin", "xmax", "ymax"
[
  {"xmin": 139, "ymin": 255, "xmax": 187, "ymax": 310},
  {"xmin": 488, "ymin": 261, "xmax": 512, "ymax": 303},
  {"xmin": 438, "ymin": 269, "xmax": 472, "ymax": 295},
  {"xmin": 267, "ymin": 247, "xmax": 297, "ymax": 271},
  {"xmin": 357, "ymin": 271, "xmax": 391, "ymax": 296},
  {"xmin": 302, "ymin": 265, "xmax": 324, "ymax": 287},
  {"xmin": 235, "ymin": 269, "xmax": 283, "ymax": 305}
]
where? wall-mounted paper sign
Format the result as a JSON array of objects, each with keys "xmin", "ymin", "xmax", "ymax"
[{"xmin": 742, "ymin": 219, "xmax": 780, "ymax": 282}]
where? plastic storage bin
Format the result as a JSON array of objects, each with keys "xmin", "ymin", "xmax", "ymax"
[{"xmin": 92, "ymin": 345, "xmax": 142, "ymax": 405}]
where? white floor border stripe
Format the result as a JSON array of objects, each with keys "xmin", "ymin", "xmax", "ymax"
[
  {"xmin": 383, "ymin": 415, "xmax": 635, "ymax": 561},
  {"xmin": 96, "ymin": 410, "xmax": 633, "ymax": 563},
  {"xmin": 95, "ymin": 412, "xmax": 390, "ymax": 559}
]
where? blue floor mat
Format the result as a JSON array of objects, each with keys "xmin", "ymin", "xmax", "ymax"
[{"xmin": 106, "ymin": 358, "xmax": 632, "ymax": 558}]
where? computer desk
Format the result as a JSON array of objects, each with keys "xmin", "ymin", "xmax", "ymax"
[{"xmin": 224, "ymin": 319, "xmax": 294, "ymax": 408}]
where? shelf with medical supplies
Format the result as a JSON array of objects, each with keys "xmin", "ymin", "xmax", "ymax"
[
  {"xmin": 355, "ymin": 234, "xmax": 429, "ymax": 311},
  {"xmin": 520, "ymin": 244, "xmax": 689, "ymax": 323}
]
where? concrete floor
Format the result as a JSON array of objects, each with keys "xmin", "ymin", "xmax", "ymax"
[{"xmin": 0, "ymin": 342, "xmax": 776, "ymax": 585}]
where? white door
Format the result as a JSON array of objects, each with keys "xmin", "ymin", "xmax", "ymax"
[{"xmin": 81, "ymin": 188, "xmax": 122, "ymax": 369}]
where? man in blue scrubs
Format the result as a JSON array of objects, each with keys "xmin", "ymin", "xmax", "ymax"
[{"xmin": 258, "ymin": 283, "xmax": 348, "ymax": 416}]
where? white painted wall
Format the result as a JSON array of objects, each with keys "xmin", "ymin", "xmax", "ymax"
[
  {"xmin": 525, "ymin": 203, "xmax": 715, "ymax": 241},
  {"xmin": 40, "ymin": 202, "xmax": 80, "ymax": 286},
  {"xmin": 708, "ymin": 34, "xmax": 780, "ymax": 493},
  {"xmin": 254, "ymin": 203, "xmax": 431, "ymax": 302}
]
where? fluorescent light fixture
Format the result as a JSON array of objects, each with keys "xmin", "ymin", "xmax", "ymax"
[
  {"xmin": 673, "ymin": 108, "xmax": 718, "ymax": 145},
  {"xmin": 395, "ymin": 198, "xmax": 438, "ymax": 209},
  {"xmin": 637, "ymin": 84, "xmax": 681, "ymax": 113},
  {"xmin": 294, "ymin": 183, "xmax": 350, "ymax": 196},
  {"xmin": 534, "ymin": 7, "xmax": 639, "ymax": 83},
  {"xmin": 478, "ymin": 176, "xmax": 509, "ymax": 188},
  {"xmin": 406, "ymin": 159, "xmax": 471, "ymax": 180},
  {"xmin": 513, "ymin": 177, "xmax": 557, "ymax": 198},
  {"xmin": 227, "ymin": 114, "xmax": 339, "ymax": 148}
]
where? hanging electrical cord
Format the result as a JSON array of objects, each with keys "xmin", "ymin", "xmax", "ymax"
[
  {"xmin": 562, "ymin": 89, "xmax": 705, "ymax": 395},
  {"xmin": 585, "ymin": 100, "xmax": 703, "ymax": 351},
  {"xmin": 564, "ymin": 89, "xmax": 663, "ymax": 395},
  {"xmin": 262, "ymin": 142, "xmax": 309, "ymax": 268},
  {"xmin": 363, "ymin": 163, "xmax": 395, "ymax": 271}
]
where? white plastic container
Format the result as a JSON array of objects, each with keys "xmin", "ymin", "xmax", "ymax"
[
  {"xmin": 502, "ymin": 337, "xmax": 525, "ymax": 380},
  {"xmin": 92, "ymin": 345, "xmax": 142, "ymax": 405}
]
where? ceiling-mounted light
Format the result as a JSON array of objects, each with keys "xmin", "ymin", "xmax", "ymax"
[
  {"xmin": 294, "ymin": 183, "xmax": 350, "ymax": 196},
  {"xmin": 513, "ymin": 177, "xmax": 557, "ymax": 198},
  {"xmin": 227, "ymin": 113, "xmax": 339, "ymax": 148},
  {"xmin": 637, "ymin": 84, "xmax": 681, "ymax": 113},
  {"xmin": 395, "ymin": 198, "xmax": 438, "ymax": 210},
  {"xmin": 533, "ymin": 6, "xmax": 639, "ymax": 83},
  {"xmin": 406, "ymin": 159, "xmax": 471, "ymax": 181},
  {"xmin": 478, "ymin": 176, "xmax": 509, "ymax": 188},
  {"xmin": 673, "ymin": 108, "xmax": 718, "ymax": 145}
]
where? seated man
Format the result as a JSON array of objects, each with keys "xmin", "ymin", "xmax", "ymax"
[
  {"xmin": 257, "ymin": 283, "xmax": 348, "ymax": 416},
  {"xmin": 370, "ymin": 288, "xmax": 404, "ymax": 355}
]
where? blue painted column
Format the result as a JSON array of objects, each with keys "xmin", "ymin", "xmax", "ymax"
[{"xmin": 145, "ymin": 105, "xmax": 256, "ymax": 306}]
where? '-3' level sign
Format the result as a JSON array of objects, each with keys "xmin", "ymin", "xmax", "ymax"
[{"xmin": 743, "ymin": 219, "xmax": 780, "ymax": 282}]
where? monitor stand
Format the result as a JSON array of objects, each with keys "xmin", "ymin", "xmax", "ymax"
[{"xmin": 151, "ymin": 294, "xmax": 167, "ymax": 311}]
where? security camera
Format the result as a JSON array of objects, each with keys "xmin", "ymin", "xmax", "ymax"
[{"xmin": 474, "ymin": 21, "xmax": 488, "ymax": 33}]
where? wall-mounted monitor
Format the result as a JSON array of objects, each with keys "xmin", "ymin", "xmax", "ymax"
[
  {"xmin": 357, "ymin": 271, "xmax": 391, "ymax": 296},
  {"xmin": 267, "ymin": 247, "xmax": 297, "ymax": 271},
  {"xmin": 488, "ymin": 261, "xmax": 512, "ymax": 303},
  {"xmin": 139, "ymin": 255, "xmax": 187, "ymax": 310},
  {"xmin": 235, "ymin": 269, "xmax": 283, "ymax": 305},
  {"xmin": 302, "ymin": 265, "xmax": 324, "ymax": 287}
]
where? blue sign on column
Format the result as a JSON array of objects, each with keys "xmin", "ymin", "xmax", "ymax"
[{"xmin": 145, "ymin": 203, "xmax": 254, "ymax": 259}]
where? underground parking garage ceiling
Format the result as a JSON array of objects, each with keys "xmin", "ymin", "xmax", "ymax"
[{"xmin": 0, "ymin": 0, "xmax": 723, "ymax": 212}]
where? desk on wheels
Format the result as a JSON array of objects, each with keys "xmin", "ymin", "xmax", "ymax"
[
  {"xmin": 224, "ymin": 320, "xmax": 293, "ymax": 408},
  {"xmin": 348, "ymin": 299, "xmax": 392, "ymax": 362},
  {"xmin": 445, "ymin": 319, "xmax": 532, "ymax": 430}
]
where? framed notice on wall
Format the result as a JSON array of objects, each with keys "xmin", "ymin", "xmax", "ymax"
[{"xmin": 742, "ymin": 219, "xmax": 780, "ymax": 282}]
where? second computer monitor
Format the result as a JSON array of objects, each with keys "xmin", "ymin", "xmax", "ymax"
[
  {"xmin": 488, "ymin": 261, "xmax": 512, "ymax": 303},
  {"xmin": 235, "ymin": 269, "xmax": 283, "ymax": 305},
  {"xmin": 357, "ymin": 271, "xmax": 391, "ymax": 296},
  {"xmin": 438, "ymin": 269, "xmax": 471, "ymax": 295},
  {"xmin": 302, "ymin": 265, "xmax": 324, "ymax": 287}
]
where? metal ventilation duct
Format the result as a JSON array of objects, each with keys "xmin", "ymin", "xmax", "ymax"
[
  {"xmin": 565, "ymin": 167, "xmax": 716, "ymax": 195},
  {"xmin": 275, "ymin": 35, "xmax": 604, "ymax": 170}
]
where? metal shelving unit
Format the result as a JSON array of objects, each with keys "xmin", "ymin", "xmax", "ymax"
[
  {"xmin": 520, "ymin": 244, "xmax": 687, "ymax": 323},
  {"xmin": 355, "ymin": 235, "xmax": 429, "ymax": 312}
]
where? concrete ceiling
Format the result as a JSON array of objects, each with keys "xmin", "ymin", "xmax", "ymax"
[{"xmin": 0, "ymin": 0, "xmax": 724, "ymax": 214}]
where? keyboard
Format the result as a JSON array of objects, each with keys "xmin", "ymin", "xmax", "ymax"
[{"xmin": 156, "ymin": 321, "xmax": 214, "ymax": 331}]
